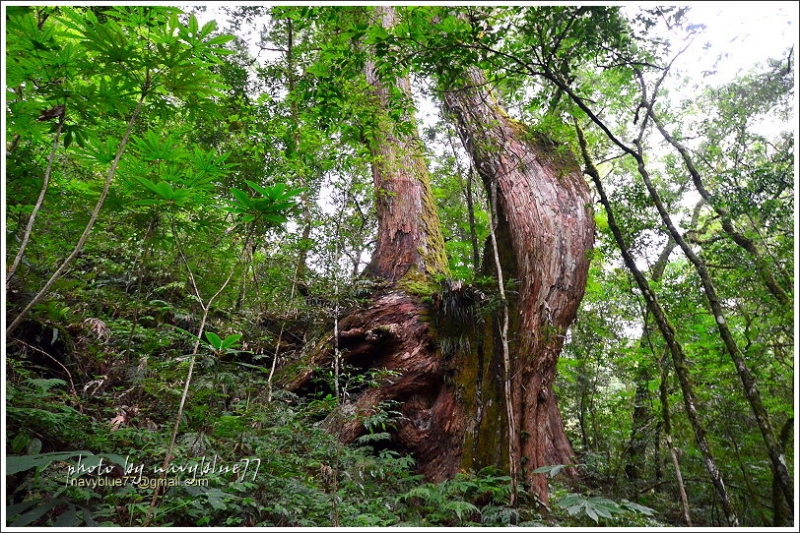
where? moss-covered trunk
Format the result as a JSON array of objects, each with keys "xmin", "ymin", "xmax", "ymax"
[
  {"xmin": 361, "ymin": 7, "xmax": 447, "ymax": 282},
  {"xmin": 284, "ymin": 7, "xmax": 592, "ymax": 505},
  {"xmin": 442, "ymin": 66, "xmax": 595, "ymax": 501},
  {"xmin": 285, "ymin": 6, "xmax": 465, "ymax": 481}
]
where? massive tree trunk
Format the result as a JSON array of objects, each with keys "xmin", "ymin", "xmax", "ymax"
[
  {"xmin": 284, "ymin": 6, "xmax": 593, "ymax": 506},
  {"xmin": 442, "ymin": 68, "xmax": 595, "ymax": 500}
]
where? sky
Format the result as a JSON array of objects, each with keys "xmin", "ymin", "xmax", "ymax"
[
  {"xmin": 657, "ymin": 2, "xmax": 797, "ymax": 83},
  {"xmin": 189, "ymin": 2, "xmax": 798, "ymax": 83}
]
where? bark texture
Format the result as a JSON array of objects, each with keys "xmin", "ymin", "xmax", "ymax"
[
  {"xmin": 286, "ymin": 290, "xmax": 468, "ymax": 481},
  {"xmin": 442, "ymin": 68, "xmax": 595, "ymax": 500},
  {"xmin": 285, "ymin": 6, "xmax": 463, "ymax": 482},
  {"xmin": 284, "ymin": 8, "xmax": 593, "ymax": 505},
  {"xmin": 361, "ymin": 6, "xmax": 447, "ymax": 282}
]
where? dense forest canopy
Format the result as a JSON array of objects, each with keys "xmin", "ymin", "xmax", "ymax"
[{"xmin": 3, "ymin": 3, "xmax": 796, "ymax": 528}]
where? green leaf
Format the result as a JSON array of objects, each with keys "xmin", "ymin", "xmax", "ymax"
[
  {"xmin": 6, "ymin": 500, "xmax": 44, "ymax": 522},
  {"xmin": 532, "ymin": 463, "xmax": 581, "ymax": 477},
  {"xmin": 262, "ymin": 213, "xmax": 289, "ymax": 224},
  {"xmin": 136, "ymin": 177, "xmax": 162, "ymax": 195},
  {"xmin": 24, "ymin": 378, "xmax": 66, "ymax": 395},
  {"xmin": 205, "ymin": 331, "xmax": 223, "ymax": 350},
  {"xmin": 201, "ymin": 488, "xmax": 229, "ymax": 510},
  {"xmin": 11, "ymin": 432, "xmax": 30, "ymax": 454},
  {"xmin": 11, "ymin": 499, "xmax": 60, "ymax": 527},
  {"xmin": 230, "ymin": 187, "xmax": 254, "ymax": 210},
  {"xmin": 27, "ymin": 438, "xmax": 43, "ymax": 455},
  {"xmin": 366, "ymin": 23, "xmax": 389, "ymax": 43},
  {"xmin": 220, "ymin": 333, "xmax": 242, "ymax": 349},
  {"xmin": 355, "ymin": 431, "xmax": 392, "ymax": 444},
  {"xmin": 188, "ymin": 13, "xmax": 199, "ymax": 37},
  {"xmin": 156, "ymin": 181, "xmax": 174, "ymax": 200},
  {"xmin": 621, "ymin": 500, "xmax": 655, "ymax": 516},
  {"xmin": 53, "ymin": 505, "xmax": 77, "ymax": 527},
  {"xmin": 245, "ymin": 180, "xmax": 273, "ymax": 198},
  {"xmin": 131, "ymin": 199, "xmax": 162, "ymax": 207},
  {"xmin": 592, "ymin": 501, "xmax": 617, "ymax": 519},
  {"xmin": 444, "ymin": 500, "xmax": 480, "ymax": 521},
  {"xmin": 5, "ymin": 450, "xmax": 92, "ymax": 475},
  {"xmin": 556, "ymin": 493, "xmax": 627, "ymax": 524},
  {"xmin": 82, "ymin": 507, "xmax": 98, "ymax": 527}
]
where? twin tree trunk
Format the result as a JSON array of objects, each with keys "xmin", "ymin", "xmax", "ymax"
[{"xmin": 286, "ymin": 8, "xmax": 594, "ymax": 505}]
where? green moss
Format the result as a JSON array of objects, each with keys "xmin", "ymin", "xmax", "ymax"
[
  {"xmin": 398, "ymin": 278, "xmax": 438, "ymax": 298},
  {"xmin": 451, "ymin": 322, "xmax": 509, "ymax": 473},
  {"xmin": 416, "ymin": 166, "xmax": 449, "ymax": 279},
  {"xmin": 274, "ymin": 360, "xmax": 307, "ymax": 387}
]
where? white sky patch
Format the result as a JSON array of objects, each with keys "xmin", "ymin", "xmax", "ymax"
[{"xmin": 678, "ymin": 1, "xmax": 797, "ymax": 84}]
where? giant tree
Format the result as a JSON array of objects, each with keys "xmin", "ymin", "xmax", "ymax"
[
  {"xmin": 284, "ymin": 5, "xmax": 594, "ymax": 506},
  {"xmin": 399, "ymin": 6, "xmax": 793, "ymax": 523},
  {"xmin": 440, "ymin": 64, "xmax": 594, "ymax": 500}
]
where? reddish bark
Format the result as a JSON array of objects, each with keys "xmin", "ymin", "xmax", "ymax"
[
  {"xmin": 285, "ymin": 6, "xmax": 461, "ymax": 481},
  {"xmin": 287, "ymin": 98, "xmax": 592, "ymax": 505},
  {"xmin": 285, "ymin": 10, "xmax": 592, "ymax": 506},
  {"xmin": 443, "ymin": 67, "xmax": 595, "ymax": 501},
  {"xmin": 361, "ymin": 6, "xmax": 447, "ymax": 282},
  {"xmin": 285, "ymin": 290, "xmax": 467, "ymax": 482}
]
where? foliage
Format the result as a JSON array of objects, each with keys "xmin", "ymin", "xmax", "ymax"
[
  {"xmin": 552, "ymin": 490, "xmax": 659, "ymax": 526},
  {"xmin": 395, "ymin": 468, "xmax": 522, "ymax": 526},
  {"xmin": 5, "ymin": 4, "xmax": 794, "ymax": 528}
]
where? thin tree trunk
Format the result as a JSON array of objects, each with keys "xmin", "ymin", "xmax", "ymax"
[
  {"xmin": 125, "ymin": 213, "xmax": 160, "ymax": 353},
  {"xmin": 465, "ymin": 169, "xmax": 481, "ymax": 273},
  {"xmin": 144, "ymin": 221, "xmax": 243, "ymax": 526},
  {"xmin": 656, "ymin": 340, "xmax": 693, "ymax": 526},
  {"xmin": 648, "ymin": 109, "xmax": 789, "ymax": 306},
  {"xmin": 555, "ymin": 48, "xmax": 790, "ymax": 518},
  {"xmin": 285, "ymin": 17, "xmax": 314, "ymax": 289},
  {"xmin": 445, "ymin": 127, "xmax": 481, "ymax": 273},
  {"xmin": 625, "ymin": 366, "xmax": 652, "ymax": 483},
  {"xmin": 578, "ymin": 377, "xmax": 591, "ymax": 451},
  {"xmin": 666, "ymin": 435, "xmax": 692, "ymax": 526},
  {"xmin": 634, "ymin": 73, "xmax": 794, "ymax": 518},
  {"xmin": 488, "ymin": 176, "xmax": 519, "ymax": 507},
  {"xmin": 653, "ymin": 422, "xmax": 662, "ymax": 484},
  {"xmin": 626, "ymin": 201, "xmax": 699, "ymax": 483},
  {"xmin": 7, "ymin": 89, "xmax": 148, "ymax": 335},
  {"xmin": 443, "ymin": 67, "xmax": 594, "ymax": 503},
  {"xmin": 576, "ymin": 124, "xmax": 739, "ymax": 526},
  {"xmin": 727, "ymin": 422, "xmax": 770, "ymax": 524},
  {"xmin": 773, "ymin": 417, "xmax": 794, "ymax": 526},
  {"xmin": 7, "ymin": 118, "xmax": 64, "ymax": 284}
]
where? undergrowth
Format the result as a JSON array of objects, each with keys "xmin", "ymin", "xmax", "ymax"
[{"xmin": 5, "ymin": 241, "xmax": 659, "ymax": 527}]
